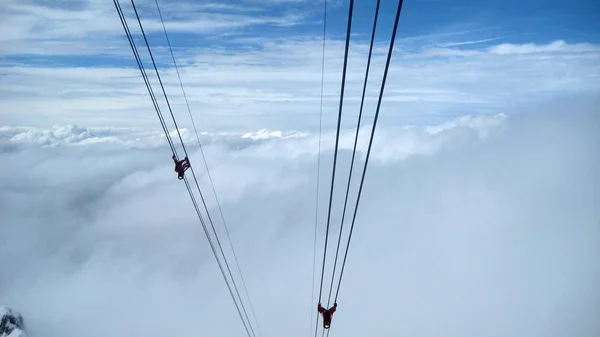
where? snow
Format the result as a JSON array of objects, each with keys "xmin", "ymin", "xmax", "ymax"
[{"xmin": 0, "ymin": 306, "xmax": 26, "ymax": 337}]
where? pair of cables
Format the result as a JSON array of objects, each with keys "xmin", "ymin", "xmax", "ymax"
[
  {"xmin": 112, "ymin": 1, "xmax": 261, "ymax": 336},
  {"xmin": 311, "ymin": 0, "xmax": 406, "ymax": 336}
]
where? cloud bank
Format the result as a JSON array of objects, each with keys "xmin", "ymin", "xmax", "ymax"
[{"xmin": 1, "ymin": 105, "xmax": 598, "ymax": 336}]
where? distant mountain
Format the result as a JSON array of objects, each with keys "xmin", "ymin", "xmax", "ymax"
[{"xmin": 0, "ymin": 307, "xmax": 26, "ymax": 337}]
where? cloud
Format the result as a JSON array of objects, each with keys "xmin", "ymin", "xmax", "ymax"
[
  {"xmin": 1, "ymin": 0, "xmax": 599, "ymax": 130},
  {"xmin": 0, "ymin": 0, "xmax": 308, "ymax": 56},
  {"xmin": 436, "ymin": 37, "xmax": 504, "ymax": 48},
  {"xmin": 487, "ymin": 40, "xmax": 600, "ymax": 55},
  {"xmin": 0, "ymin": 113, "xmax": 506, "ymax": 159},
  {"xmin": 2, "ymin": 36, "xmax": 599, "ymax": 130},
  {"xmin": 1, "ymin": 106, "xmax": 599, "ymax": 336},
  {"xmin": 2, "ymin": 0, "xmax": 598, "ymax": 334}
]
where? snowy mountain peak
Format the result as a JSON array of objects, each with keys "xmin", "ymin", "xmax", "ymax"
[{"xmin": 0, "ymin": 307, "xmax": 26, "ymax": 337}]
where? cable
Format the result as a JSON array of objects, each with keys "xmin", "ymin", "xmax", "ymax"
[
  {"xmin": 325, "ymin": 0, "xmax": 381, "ymax": 307},
  {"xmin": 127, "ymin": 1, "xmax": 258, "ymax": 335},
  {"xmin": 317, "ymin": 0, "xmax": 355, "ymax": 305},
  {"xmin": 315, "ymin": 1, "xmax": 354, "ymax": 337},
  {"xmin": 333, "ymin": 0, "xmax": 406, "ymax": 304},
  {"xmin": 112, "ymin": 0, "xmax": 177, "ymax": 157},
  {"xmin": 152, "ymin": 1, "xmax": 262, "ymax": 335},
  {"xmin": 128, "ymin": 0, "xmax": 188, "ymax": 158},
  {"xmin": 113, "ymin": 3, "xmax": 250, "ymax": 332},
  {"xmin": 320, "ymin": 1, "xmax": 405, "ymax": 335},
  {"xmin": 189, "ymin": 168, "xmax": 258, "ymax": 337},
  {"xmin": 182, "ymin": 176, "xmax": 253, "ymax": 337},
  {"xmin": 311, "ymin": 0, "xmax": 328, "ymax": 335},
  {"xmin": 114, "ymin": 1, "xmax": 257, "ymax": 335}
]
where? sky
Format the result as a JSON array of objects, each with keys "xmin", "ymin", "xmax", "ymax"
[
  {"xmin": 1, "ymin": 0, "xmax": 599, "ymax": 130},
  {"xmin": 1, "ymin": 0, "xmax": 600, "ymax": 336}
]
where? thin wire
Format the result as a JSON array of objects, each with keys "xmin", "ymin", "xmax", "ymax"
[
  {"xmin": 114, "ymin": 1, "xmax": 251, "ymax": 334},
  {"xmin": 311, "ymin": 0, "xmax": 328, "ymax": 335},
  {"xmin": 112, "ymin": 0, "xmax": 177, "ymax": 157},
  {"xmin": 326, "ymin": 0, "xmax": 381, "ymax": 307},
  {"xmin": 315, "ymin": 3, "xmax": 354, "ymax": 337},
  {"xmin": 120, "ymin": 1, "xmax": 257, "ymax": 334},
  {"xmin": 334, "ymin": 0, "xmax": 406, "ymax": 304},
  {"xmin": 128, "ymin": 0, "xmax": 188, "ymax": 158},
  {"xmin": 152, "ymin": 1, "xmax": 262, "ymax": 335},
  {"xmin": 182, "ymin": 176, "xmax": 253, "ymax": 337},
  {"xmin": 188, "ymin": 169, "xmax": 257, "ymax": 337},
  {"xmin": 319, "ymin": 0, "xmax": 355, "ymax": 309}
]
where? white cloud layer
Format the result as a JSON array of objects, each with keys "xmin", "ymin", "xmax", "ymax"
[{"xmin": 1, "ymin": 107, "xmax": 598, "ymax": 336}]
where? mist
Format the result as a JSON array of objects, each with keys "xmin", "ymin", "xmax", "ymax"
[{"xmin": 0, "ymin": 106, "xmax": 599, "ymax": 337}]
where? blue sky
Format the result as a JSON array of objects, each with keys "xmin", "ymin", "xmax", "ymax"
[{"xmin": 0, "ymin": 0, "xmax": 599, "ymax": 130}]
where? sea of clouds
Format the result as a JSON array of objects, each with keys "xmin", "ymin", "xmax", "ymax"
[{"xmin": 0, "ymin": 108, "xmax": 598, "ymax": 337}]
